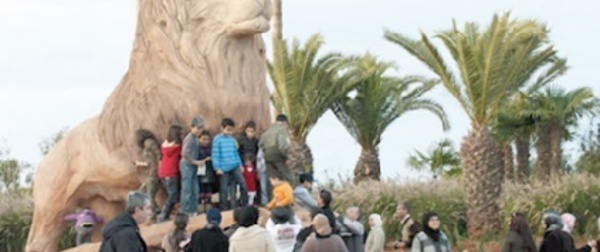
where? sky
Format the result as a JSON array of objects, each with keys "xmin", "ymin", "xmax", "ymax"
[{"xmin": 0, "ymin": 0, "xmax": 599, "ymax": 183}]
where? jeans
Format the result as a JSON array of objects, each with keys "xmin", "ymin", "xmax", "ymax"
[
  {"xmin": 180, "ymin": 162, "xmax": 199, "ymax": 214},
  {"xmin": 160, "ymin": 177, "xmax": 179, "ymax": 220},
  {"xmin": 75, "ymin": 224, "xmax": 94, "ymax": 245},
  {"xmin": 259, "ymin": 169, "xmax": 269, "ymax": 205},
  {"xmin": 219, "ymin": 168, "xmax": 248, "ymax": 210}
]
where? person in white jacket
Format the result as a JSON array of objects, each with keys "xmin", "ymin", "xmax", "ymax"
[
  {"xmin": 229, "ymin": 206, "xmax": 277, "ymax": 252},
  {"xmin": 266, "ymin": 207, "xmax": 303, "ymax": 252},
  {"xmin": 365, "ymin": 214, "xmax": 385, "ymax": 252}
]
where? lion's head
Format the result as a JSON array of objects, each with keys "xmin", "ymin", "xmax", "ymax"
[{"xmin": 98, "ymin": 0, "xmax": 272, "ymax": 150}]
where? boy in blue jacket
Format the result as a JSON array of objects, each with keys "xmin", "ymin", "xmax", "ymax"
[{"xmin": 212, "ymin": 118, "xmax": 249, "ymax": 211}]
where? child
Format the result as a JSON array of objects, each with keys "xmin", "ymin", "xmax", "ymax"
[
  {"xmin": 64, "ymin": 208, "xmax": 104, "ymax": 245},
  {"xmin": 242, "ymin": 153, "xmax": 258, "ymax": 205},
  {"xmin": 266, "ymin": 174, "xmax": 293, "ymax": 210},
  {"xmin": 162, "ymin": 213, "xmax": 190, "ymax": 252},
  {"xmin": 198, "ymin": 130, "xmax": 216, "ymax": 209},
  {"xmin": 212, "ymin": 118, "xmax": 249, "ymax": 210},
  {"xmin": 238, "ymin": 120, "xmax": 259, "ymax": 160}
]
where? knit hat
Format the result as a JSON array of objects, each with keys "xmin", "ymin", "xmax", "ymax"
[
  {"xmin": 312, "ymin": 214, "xmax": 332, "ymax": 236},
  {"xmin": 206, "ymin": 208, "xmax": 222, "ymax": 225},
  {"xmin": 191, "ymin": 117, "xmax": 204, "ymax": 127}
]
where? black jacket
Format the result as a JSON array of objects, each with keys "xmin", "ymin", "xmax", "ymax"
[
  {"xmin": 99, "ymin": 212, "xmax": 147, "ymax": 252},
  {"xmin": 539, "ymin": 229, "xmax": 591, "ymax": 252},
  {"xmin": 238, "ymin": 135, "xmax": 259, "ymax": 158},
  {"xmin": 185, "ymin": 225, "xmax": 229, "ymax": 252},
  {"xmin": 320, "ymin": 207, "xmax": 337, "ymax": 233}
]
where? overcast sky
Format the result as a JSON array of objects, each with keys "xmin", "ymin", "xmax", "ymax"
[{"xmin": 0, "ymin": 0, "xmax": 598, "ymax": 183}]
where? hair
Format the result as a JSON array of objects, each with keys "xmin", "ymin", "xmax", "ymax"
[
  {"xmin": 166, "ymin": 125, "xmax": 183, "ymax": 144},
  {"xmin": 221, "ymin": 118, "xmax": 235, "ymax": 128},
  {"xmin": 125, "ymin": 191, "xmax": 150, "ymax": 214},
  {"xmin": 244, "ymin": 152, "xmax": 255, "ymax": 162},
  {"xmin": 199, "ymin": 130, "xmax": 211, "ymax": 138},
  {"xmin": 509, "ymin": 212, "xmax": 536, "ymax": 252},
  {"xmin": 398, "ymin": 201, "xmax": 411, "ymax": 213},
  {"xmin": 238, "ymin": 206, "xmax": 259, "ymax": 228},
  {"xmin": 168, "ymin": 213, "xmax": 189, "ymax": 249},
  {"xmin": 135, "ymin": 129, "xmax": 158, "ymax": 149},
  {"xmin": 276, "ymin": 114, "xmax": 288, "ymax": 123},
  {"xmin": 244, "ymin": 120, "xmax": 257, "ymax": 130},
  {"xmin": 270, "ymin": 207, "xmax": 293, "ymax": 225},
  {"xmin": 319, "ymin": 189, "xmax": 333, "ymax": 208},
  {"xmin": 422, "ymin": 212, "xmax": 441, "ymax": 242},
  {"xmin": 233, "ymin": 208, "xmax": 242, "ymax": 224},
  {"xmin": 269, "ymin": 173, "xmax": 286, "ymax": 181},
  {"xmin": 299, "ymin": 173, "xmax": 313, "ymax": 184}
]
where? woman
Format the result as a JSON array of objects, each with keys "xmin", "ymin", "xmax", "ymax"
[
  {"xmin": 501, "ymin": 212, "xmax": 536, "ymax": 252},
  {"xmin": 365, "ymin": 214, "xmax": 385, "ymax": 252},
  {"xmin": 301, "ymin": 214, "xmax": 348, "ymax": 252},
  {"xmin": 539, "ymin": 210, "xmax": 596, "ymax": 252},
  {"xmin": 162, "ymin": 213, "xmax": 190, "ymax": 252},
  {"xmin": 158, "ymin": 125, "xmax": 183, "ymax": 221},
  {"xmin": 411, "ymin": 212, "xmax": 451, "ymax": 252}
]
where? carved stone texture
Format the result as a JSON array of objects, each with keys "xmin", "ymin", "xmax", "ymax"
[{"xmin": 26, "ymin": 0, "xmax": 272, "ymax": 251}]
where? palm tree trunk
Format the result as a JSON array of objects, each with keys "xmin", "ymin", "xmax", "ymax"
[
  {"xmin": 461, "ymin": 125, "xmax": 503, "ymax": 239},
  {"xmin": 288, "ymin": 139, "xmax": 313, "ymax": 183},
  {"xmin": 272, "ymin": 0, "xmax": 282, "ymax": 40},
  {"xmin": 353, "ymin": 148, "xmax": 381, "ymax": 184},
  {"xmin": 536, "ymin": 124, "xmax": 552, "ymax": 181},
  {"xmin": 515, "ymin": 135, "xmax": 531, "ymax": 183},
  {"xmin": 501, "ymin": 143, "xmax": 514, "ymax": 183},
  {"xmin": 549, "ymin": 122, "xmax": 563, "ymax": 178}
]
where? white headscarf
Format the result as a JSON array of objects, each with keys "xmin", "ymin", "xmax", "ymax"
[
  {"xmin": 369, "ymin": 214, "xmax": 383, "ymax": 228},
  {"xmin": 561, "ymin": 213, "xmax": 576, "ymax": 234}
]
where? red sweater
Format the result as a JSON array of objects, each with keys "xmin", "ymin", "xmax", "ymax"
[
  {"xmin": 158, "ymin": 145, "xmax": 182, "ymax": 178},
  {"xmin": 242, "ymin": 164, "xmax": 258, "ymax": 192}
]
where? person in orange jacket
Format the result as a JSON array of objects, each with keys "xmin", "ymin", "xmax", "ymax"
[{"xmin": 266, "ymin": 173, "xmax": 294, "ymax": 209}]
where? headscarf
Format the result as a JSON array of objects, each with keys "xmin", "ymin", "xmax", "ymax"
[
  {"xmin": 369, "ymin": 214, "xmax": 383, "ymax": 228},
  {"xmin": 313, "ymin": 214, "xmax": 332, "ymax": 236},
  {"xmin": 561, "ymin": 213, "xmax": 576, "ymax": 234},
  {"xmin": 422, "ymin": 212, "xmax": 441, "ymax": 242},
  {"xmin": 542, "ymin": 210, "xmax": 563, "ymax": 231}
]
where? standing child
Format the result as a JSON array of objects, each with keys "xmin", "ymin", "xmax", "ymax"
[
  {"xmin": 266, "ymin": 174, "xmax": 294, "ymax": 210},
  {"xmin": 212, "ymin": 118, "xmax": 249, "ymax": 211},
  {"xmin": 242, "ymin": 153, "xmax": 258, "ymax": 205},
  {"xmin": 198, "ymin": 130, "xmax": 215, "ymax": 210},
  {"xmin": 64, "ymin": 208, "xmax": 104, "ymax": 245},
  {"xmin": 238, "ymin": 121, "xmax": 261, "ymax": 205}
]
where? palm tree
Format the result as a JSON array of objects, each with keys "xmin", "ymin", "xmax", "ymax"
[
  {"xmin": 531, "ymin": 87, "xmax": 599, "ymax": 178},
  {"xmin": 407, "ymin": 138, "xmax": 460, "ymax": 179},
  {"xmin": 331, "ymin": 55, "xmax": 449, "ymax": 183},
  {"xmin": 268, "ymin": 34, "xmax": 359, "ymax": 175},
  {"xmin": 385, "ymin": 13, "xmax": 562, "ymax": 238}
]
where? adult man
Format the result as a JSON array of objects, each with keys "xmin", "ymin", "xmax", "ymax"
[
  {"xmin": 392, "ymin": 201, "xmax": 418, "ymax": 250},
  {"xmin": 99, "ymin": 191, "xmax": 152, "ymax": 252},
  {"xmin": 180, "ymin": 116, "xmax": 205, "ymax": 215},
  {"xmin": 259, "ymin": 114, "xmax": 291, "ymax": 199},
  {"xmin": 341, "ymin": 207, "xmax": 365, "ymax": 252},
  {"xmin": 293, "ymin": 173, "xmax": 318, "ymax": 212}
]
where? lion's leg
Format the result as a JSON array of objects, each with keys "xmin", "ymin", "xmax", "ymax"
[{"xmin": 26, "ymin": 183, "xmax": 74, "ymax": 252}]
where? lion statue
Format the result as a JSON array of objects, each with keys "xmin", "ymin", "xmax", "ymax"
[{"xmin": 26, "ymin": 0, "xmax": 272, "ymax": 251}]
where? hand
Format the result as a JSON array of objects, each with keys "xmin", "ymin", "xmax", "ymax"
[
  {"xmin": 588, "ymin": 240, "xmax": 597, "ymax": 248},
  {"xmin": 194, "ymin": 160, "xmax": 205, "ymax": 166},
  {"xmin": 239, "ymin": 166, "xmax": 244, "ymax": 172},
  {"xmin": 216, "ymin": 170, "xmax": 224, "ymax": 175},
  {"xmin": 205, "ymin": 157, "xmax": 211, "ymax": 161}
]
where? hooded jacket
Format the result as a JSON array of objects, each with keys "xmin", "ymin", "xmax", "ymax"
[
  {"xmin": 365, "ymin": 214, "xmax": 385, "ymax": 252},
  {"xmin": 99, "ymin": 212, "xmax": 147, "ymax": 252},
  {"xmin": 185, "ymin": 225, "xmax": 228, "ymax": 252},
  {"xmin": 229, "ymin": 225, "xmax": 277, "ymax": 252}
]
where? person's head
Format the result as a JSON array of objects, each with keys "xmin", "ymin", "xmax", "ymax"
[
  {"xmin": 422, "ymin": 212, "xmax": 441, "ymax": 241},
  {"xmin": 299, "ymin": 173, "xmax": 314, "ymax": 190},
  {"xmin": 317, "ymin": 189, "xmax": 332, "ymax": 209},
  {"xmin": 135, "ymin": 129, "xmax": 157, "ymax": 149},
  {"xmin": 269, "ymin": 174, "xmax": 286, "ymax": 187},
  {"xmin": 169, "ymin": 213, "xmax": 189, "ymax": 248},
  {"xmin": 174, "ymin": 213, "xmax": 189, "ymax": 231},
  {"xmin": 167, "ymin": 125, "xmax": 183, "ymax": 144},
  {"xmin": 542, "ymin": 210, "xmax": 563, "ymax": 231},
  {"xmin": 369, "ymin": 214, "xmax": 382, "ymax": 228},
  {"xmin": 199, "ymin": 130, "xmax": 211, "ymax": 146},
  {"xmin": 244, "ymin": 152, "xmax": 254, "ymax": 165},
  {"xmin": 509, "ymin": 212, "xmax": 537, "ymax": 251},
  {"xmin": 345, "ymin": 207, "xmax": 360, "ymax": 221},
  {"xmin": 238, "ymin": 205, "xmax": 259, "ymax": 227},
  {"xmin": 394, "ymin": 201, "xmax": 411, "ymax": 219},
  {"xmin": 244, "ymin": 121, "xmax": 257, "ymax": 139},
  {"xmin": 232, "ymin": 208, "xmax": 242, "ymax": 224},
  {"xmin": 276, "ymin": 114, "xmax": 288, "ymax": 127},
  {"xmin": 312, "ymin": 214, "xmax": 332, "ymax": 236},
  {"xmin": 190, "ymin": 116, "xmax": 205, "ymax": 136},
  {"xmin": 125, "ymin": 191, "xmax": 152, "ymax": 224},
  {"xmin": 206, "ymin": 208, "xmax": 222, "ymax": 226},
  {"xmin": 270, "ymin": 207, "xmax": 293, "ymax": 225},
  {"xmin": 561, "ymin": 213, "xmax": 576, "ymax": 234},
  {"xmin": 221, "ymin": 118, "xmax": 235, "ymax": 135}
]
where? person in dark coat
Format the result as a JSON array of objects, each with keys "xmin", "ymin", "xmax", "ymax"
[
  {"xmin": 501, "ymin": 212, "xmax": 536, "ymax": 252},
  {"xmin": 539, "ymin": 210, "xmax": 596, "ymax": 252},
  {"xmin": 99, "ymin": 191, "xmax": 152, "ymax": 252},
  {"xmin": 317, "ymin": 189, "xmax": 337, "ymax": 233},
  {"xmin": 184, "ymin": 208, "xmax": 228, "ymax": 252}
]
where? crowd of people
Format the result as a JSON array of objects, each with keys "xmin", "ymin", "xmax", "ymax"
[{"xmin": 63, "ymin": 115, "xmax": 600, "ymax": 252}]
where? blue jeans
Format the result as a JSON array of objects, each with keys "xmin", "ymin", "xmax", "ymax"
[
  {"xmin": 219, "ymin": 168, "xmax": 248, "ymax": 210},
  {"xmin": 160, "ymin": 177, "xmax": 179, "ymax": 220},
  {"xmin": 180, "ymin": 162, "xmax": 199, "ymax": 214},
  {"xmin": 259, "ymin": 169, "xmax": 269, "ymax": 205}
]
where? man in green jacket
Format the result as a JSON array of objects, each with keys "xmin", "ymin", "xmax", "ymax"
[{"xmin": 259, "ymin": 114, "xmax": 291, "ymax": 201}]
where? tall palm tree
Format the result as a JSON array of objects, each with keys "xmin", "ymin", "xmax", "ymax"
[
  {"xmin": 407, "ymin": 138, "xmax": 459, "ymax": 179},
  {"xmin": 385, "ymin": 13, "xmax": 562, "ymax": 238},
  {"xmin": 331, "ymin": 55, "xmax": 449, "ymax": 183},
  {"xmin": 268, "ymin": 34, "xmax": 359, "ymax": 175},
  {"xmin": 531, "ymin": 87, "xmax": 599, "ymax": 178}
]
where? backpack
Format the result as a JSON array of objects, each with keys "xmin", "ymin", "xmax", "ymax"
[
  {"xmin": 406, "ymin": 219, "xmax": 422, "ymax": 248},
  {"xmin": 335, "ymin": 215, "xmax": 353, "ymax": 237}
]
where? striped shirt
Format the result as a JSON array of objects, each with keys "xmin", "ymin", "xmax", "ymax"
[{"xmin": 212, "ymin": 134, "xmax": 242, "ymax": 172}]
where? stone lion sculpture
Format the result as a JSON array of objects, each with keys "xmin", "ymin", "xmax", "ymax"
[{"xmin": 26, "ymin": 0, "xmax": 272, "ymax": 251}]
